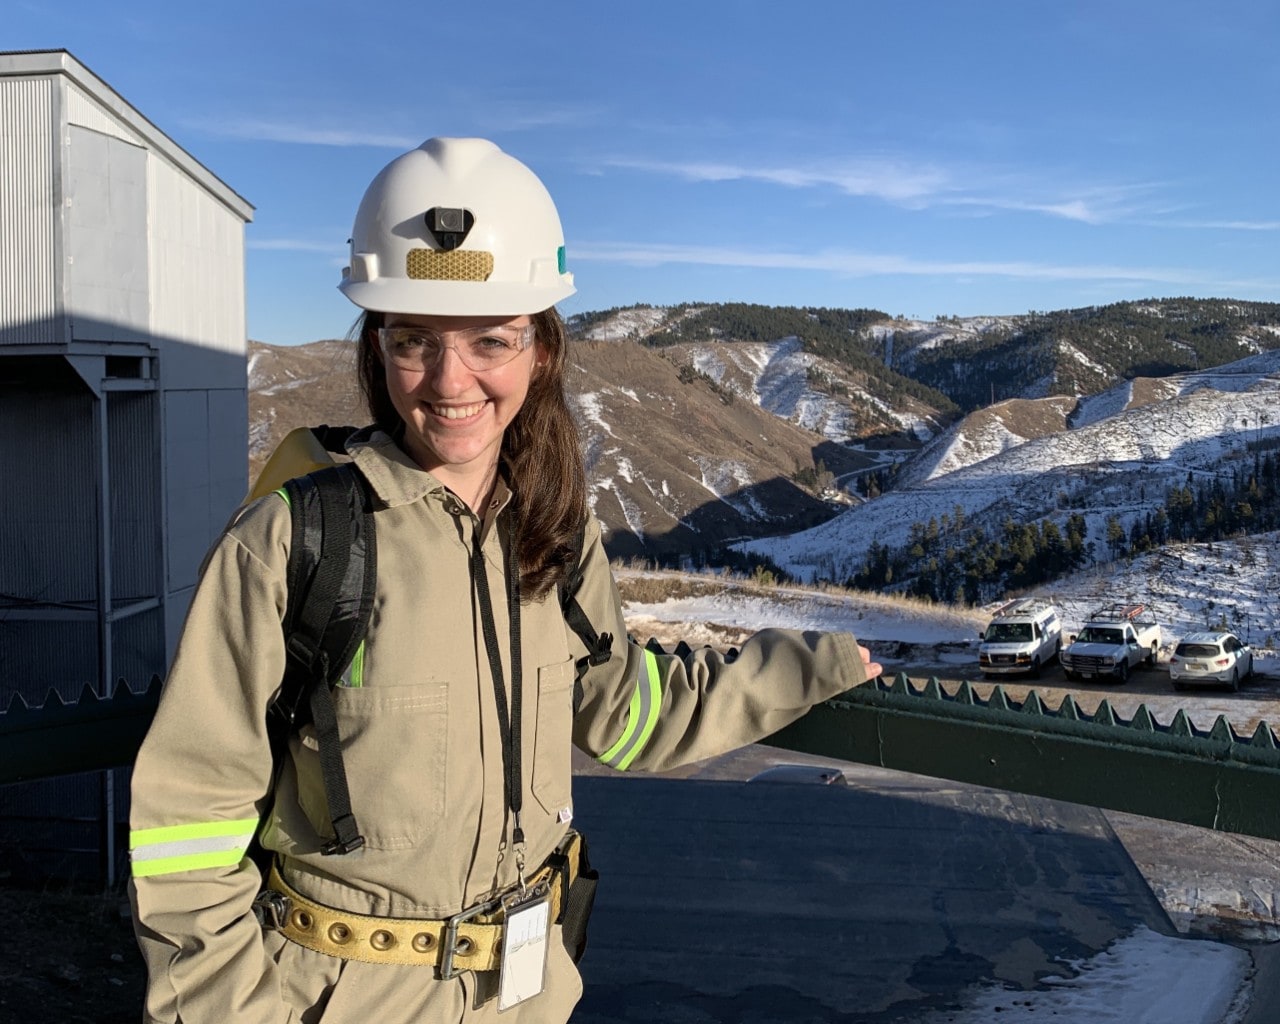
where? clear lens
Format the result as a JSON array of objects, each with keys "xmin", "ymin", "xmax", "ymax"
[{"xmin": 378, "ymin": 324, "xmax": 535, "ymax": 371}]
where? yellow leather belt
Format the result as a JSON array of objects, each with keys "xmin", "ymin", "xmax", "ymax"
[{"xmin": 264, "ymin": 831, "xmax": 582, "ymax": 973}]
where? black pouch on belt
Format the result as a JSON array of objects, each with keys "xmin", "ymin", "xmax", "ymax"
[{"xmin": 549, "ymin": 833, "xmax": 600, "ymax": 964}]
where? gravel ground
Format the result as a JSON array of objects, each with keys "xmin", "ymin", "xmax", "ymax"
[{"xmin": 0, "ymin": 882, "xmax": 145, "ymax": 1023}]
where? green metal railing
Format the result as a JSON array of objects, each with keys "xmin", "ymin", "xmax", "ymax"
[
  {"xmin": 4, "ymin": 669, "xmax": 1280, "ymax": 842},
  {"xmin": 765, "ymin": 673, "xmax": 1280, "ymax": 842}
]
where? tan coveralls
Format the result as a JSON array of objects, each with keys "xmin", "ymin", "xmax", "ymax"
[{"xmin": 129, "ymin": 429, "xmax": 869, "ymax": 1023}]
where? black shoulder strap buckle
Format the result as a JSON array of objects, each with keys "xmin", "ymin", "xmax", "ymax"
[
  {"xmin": 585, "ymin": 632, "xmax": 614, "ymax": 668},
  {"xmin": 321, "ymin": 816, "xmax": 367, "ymax": 856}
]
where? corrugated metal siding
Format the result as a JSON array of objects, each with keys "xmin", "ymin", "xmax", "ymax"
[
  {"xmin": 0, "ymin": 375, "xmax": 96, "ymax": 605},
  {"xmin": 0, "ymin": 771, "xmax": 124, "ymax": 882},
  {"xmin": 0, "ymin": 76, "xmax": 60, "ymax": 345},
  {"xmin": 108, "ymin": 390, "xmax": 160, "ymax": 602},
  {"xmin": 150, "ymin": 156, "xmax": 248, "ymax": 389},
  {"xmin": 0, "ymin": 370, "xmax": 99, "ymax": 706},
  {"xmin": 208, "ymin": 386, "xmax": 249, "ymax": 520},
  {"xmin": 0, "ymin": 620, "xmax": 98, "ymax": 705},
  {"xmin": 66, "ymin": 125, "xmax": 149, "ymax": 343},
  {"xmin": 111, "ymin": 605, "xmax": 164, "ymax": 688},
  {"xmin": 65, "ymin": 83, "xmax": 142, "ymax": 145},
  {"xmin": 163, "ymin": 389, "xmax": 215, "ymax": 594}
]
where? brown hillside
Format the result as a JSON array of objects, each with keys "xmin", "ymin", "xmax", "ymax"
[{"xmin": 247, "ymin": 337, "xmax": 872, "ymax": 558}]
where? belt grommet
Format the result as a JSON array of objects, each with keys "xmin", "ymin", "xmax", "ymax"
[
  {"xmin": 328, "ymin": 923, "xmax": 352, "ymax": 945},
  {"xmin": 370, "ymin": 929, "xmax": 396, "ymax": 951},
  {"xmin": 412, "ymin": 932, "xmax": 435, "ymax": 953},
  {"xmin": 291, "ymin": 910, "xmax": 313, "ymax": 932},
  {"xmin": 455, "ymin": 937, "xmax": 474, "ymax": 956}
]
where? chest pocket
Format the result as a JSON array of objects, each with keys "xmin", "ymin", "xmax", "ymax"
[
  {"xmin": 530, "ymin": 658, "xmax": 575, "ymax": 817},
  {"xmin": 296, "ymin": 681, "xmax": 448, "ymax": 851}
]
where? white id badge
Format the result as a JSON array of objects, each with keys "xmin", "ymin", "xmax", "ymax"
[{"xmin": 497, "ymin": 889, "xmax": 551, "ymax": 1012}]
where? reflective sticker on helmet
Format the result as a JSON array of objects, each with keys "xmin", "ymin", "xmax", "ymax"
[
  {"xmin": 406, "ymin": 249, "xmax": 495, "ymax": 282},
  {"xmin": 557, "ymin": 245, "xmax": 566, "ymax": 275}
]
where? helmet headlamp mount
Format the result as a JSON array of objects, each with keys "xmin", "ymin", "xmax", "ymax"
[{"xmin": 425, "ymin": 207, "xmax": 474, "ymax": 252}]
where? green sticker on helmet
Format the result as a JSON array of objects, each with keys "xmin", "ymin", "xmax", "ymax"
[{"xmin": 558, "ymin": 245, "xmax": 566, "ymax": 274}]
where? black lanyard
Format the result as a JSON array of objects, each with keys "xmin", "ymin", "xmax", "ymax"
[{"xmin": 469, "ymin": 529, "xmax": 526, "ymax": 861}]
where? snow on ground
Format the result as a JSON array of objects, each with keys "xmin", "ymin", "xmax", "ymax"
[
  {"xmin": 578, "ymin": 306, "xmax": 670, "ymax": 341},
  {"xmin": 746, "ymin": 364, "xmax": 1280, "ymax": 584},
  {"xmin": 1034, "ymin": 534, "xmax": 1280, "ymax": 652},
  {"xmin": 918, "ymin": 925, "xmax": 1251, "ymax": 1024},
  {"xmin": 1071, "ymin": 377, "xmax": 1134, "ymax": 427},
  {"xmin": 621, "ymin": 575, "xmax": 986, "ymax": 645},
  {"xmin": 570, "ymin": 391, "xmax": 616, "ymax": 438}
]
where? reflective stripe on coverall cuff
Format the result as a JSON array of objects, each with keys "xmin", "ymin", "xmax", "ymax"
[
  {"xmin": 129, "ymin": 817, "xmax": 260, "ymax": 877},
  {"xmin": 597, "ymin": 648, "xmax": 662, "ymax": 771}
]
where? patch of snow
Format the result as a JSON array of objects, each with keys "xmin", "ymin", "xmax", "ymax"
[
  {"xmin": 580, "ymin": 306, "xmax": 669, "ymax": 341},
  {"xmin": 572, "ymin": 391, "xmax": 616, "ymax": 438},
  {"xmin": 1064, "ymin": 341, "xmax": 1115, "ymax": 381},
  {"xmin": 916, "ymin": 925, "xmax": 1250, "ymax": 1024},
  {"xmin": 605, "ymin": 481, "xmax": 647, "ymax": 542},
  {"xmin": 689, "ymin": 457, "xmax": 770, "ymax": 521}
]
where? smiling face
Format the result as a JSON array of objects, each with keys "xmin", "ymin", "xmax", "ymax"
[{"xmin": 380, "ymin": 311, "xmax": 540, "ymax": 504}]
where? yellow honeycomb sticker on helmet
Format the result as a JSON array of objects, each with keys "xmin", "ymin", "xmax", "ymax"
[{"xmin": 406, "ymin": 249, "xmax": 494, "ymax": 282}]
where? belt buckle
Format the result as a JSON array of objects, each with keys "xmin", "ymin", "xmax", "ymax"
[
  {"xmin": 440, "ymin": 895, "xmax": 502, "ymax": 980},
  {"xmin": 252, "ymin": 889, "xmax": 292, "ymax": 933}
]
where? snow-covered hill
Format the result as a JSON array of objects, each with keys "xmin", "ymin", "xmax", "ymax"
[
  {"xmin": 743, "ymin": 349, "xmax": 1280, "ymax": 584},
  {"xmin": 577, "ymin": 306, "xmax": 947, "ymax": 448}
]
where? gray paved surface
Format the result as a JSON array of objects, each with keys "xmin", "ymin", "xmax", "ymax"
[
  {"xmin": 568, "ymin": 747, "xmax": 1278, "ymax": 1023},
  {"xmin": 570, "ymin": 762, "xmax": 1163, "ymax": 1021}
]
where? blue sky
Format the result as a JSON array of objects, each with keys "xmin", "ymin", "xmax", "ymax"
[{"xmin": 11, "ymin": 0, "xmax": 1280, "ymax": 345}]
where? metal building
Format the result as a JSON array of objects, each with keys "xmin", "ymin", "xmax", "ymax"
[{"xmin": 0, "ymin": 49, "xmax": 253, "ymax": 881}]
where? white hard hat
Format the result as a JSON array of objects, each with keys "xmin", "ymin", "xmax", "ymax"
[{"xmin": 339, "ymin": 137, "xmax": 575, "ymax": 316}]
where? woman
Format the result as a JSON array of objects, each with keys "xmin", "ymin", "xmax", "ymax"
[{"xmin": 129, "ymin": 137, "xmax": 880, "ymax": 1023}]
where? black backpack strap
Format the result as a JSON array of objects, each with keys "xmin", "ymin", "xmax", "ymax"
[
  {"xmin": 279, "ymin": 463, "xmax": 376, "ymax": 855},
  {"xmin": 309, "ymin": 424, "xmax": 361, "ymax": 456},
  {"xmin": 558, "ymin": 518, "xmax": 613, "ymax": 713}
]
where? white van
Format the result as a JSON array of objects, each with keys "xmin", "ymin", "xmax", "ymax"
[{"xmin": 978, "ymin": 598, "xmax": 1063, "ymax": 678}]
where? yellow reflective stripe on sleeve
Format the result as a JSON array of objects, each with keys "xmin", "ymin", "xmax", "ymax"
[
  {"xmin": 129, "ymin": 817, "xmax": 260, "ymax": 878},
  {"xmin": 275, "ymin": 487, "xmax": 291, "ymax": 507},
  {"xmin": 598, "ymin": 649, "xmax": 662, "ymax": 771},
  {"xmin": 341, "ymin": 640, "xmax": 365, "ymax": 688}
]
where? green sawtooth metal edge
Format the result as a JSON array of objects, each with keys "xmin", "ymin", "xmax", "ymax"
[
  {"xmin": 762, "ymin": 669, "xmax": 1280, "ymax": 843},
  {"xmin": 5, "ymin": 650, "xmax": 1280, "ymax": 842},
  {"xmin": 0, "ymin": 677, "xmax": 161, "ymax": 785}
]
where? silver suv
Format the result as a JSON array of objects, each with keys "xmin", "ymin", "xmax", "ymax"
[{"xmin": 1169, "ymin": 632, "xmax": 1253, "ymax": 691}]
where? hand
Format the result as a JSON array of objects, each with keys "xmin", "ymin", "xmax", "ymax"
[{"xmin": 859, "ymin": 644, "xmax": 883, "ymax": 681}]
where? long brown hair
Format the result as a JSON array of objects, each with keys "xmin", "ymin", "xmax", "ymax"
[{"xmin": 355, "ymin": 308, "xmax": 587, "ymax": 600}]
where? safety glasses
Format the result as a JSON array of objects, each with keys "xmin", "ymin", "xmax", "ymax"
[{"xmin": 377, "ymin": 323, "xmax": 536, "ymax": 372}]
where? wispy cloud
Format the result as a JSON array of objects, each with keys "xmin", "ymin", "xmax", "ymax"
[
  {"xmin": 189, "ymin": 118, "xmax": 418, "ymax": 148},
  {"xmin": 940, "ymin": 195, "xmax": 1122, "ymax": 225},
  {"xmin": 605, "ymin": 155, "xmax": 1169, "ymax": 226},
  {"xmin": 573, "ymin": 241, "xmax": 1242, "ymax": 289},
  {"xmin": 604, "ymin": 156, "xmax": 950, "ymax": 204}
]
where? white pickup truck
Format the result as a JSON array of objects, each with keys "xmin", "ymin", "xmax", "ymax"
[{"xmin": 1060, "ymin": 603, "xmax": 1161, "ymax": 684}]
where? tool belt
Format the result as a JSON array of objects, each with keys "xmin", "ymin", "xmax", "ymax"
[{"xmin": 255, "ymin": 830, "xmax": 595, "ymax": 976}]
